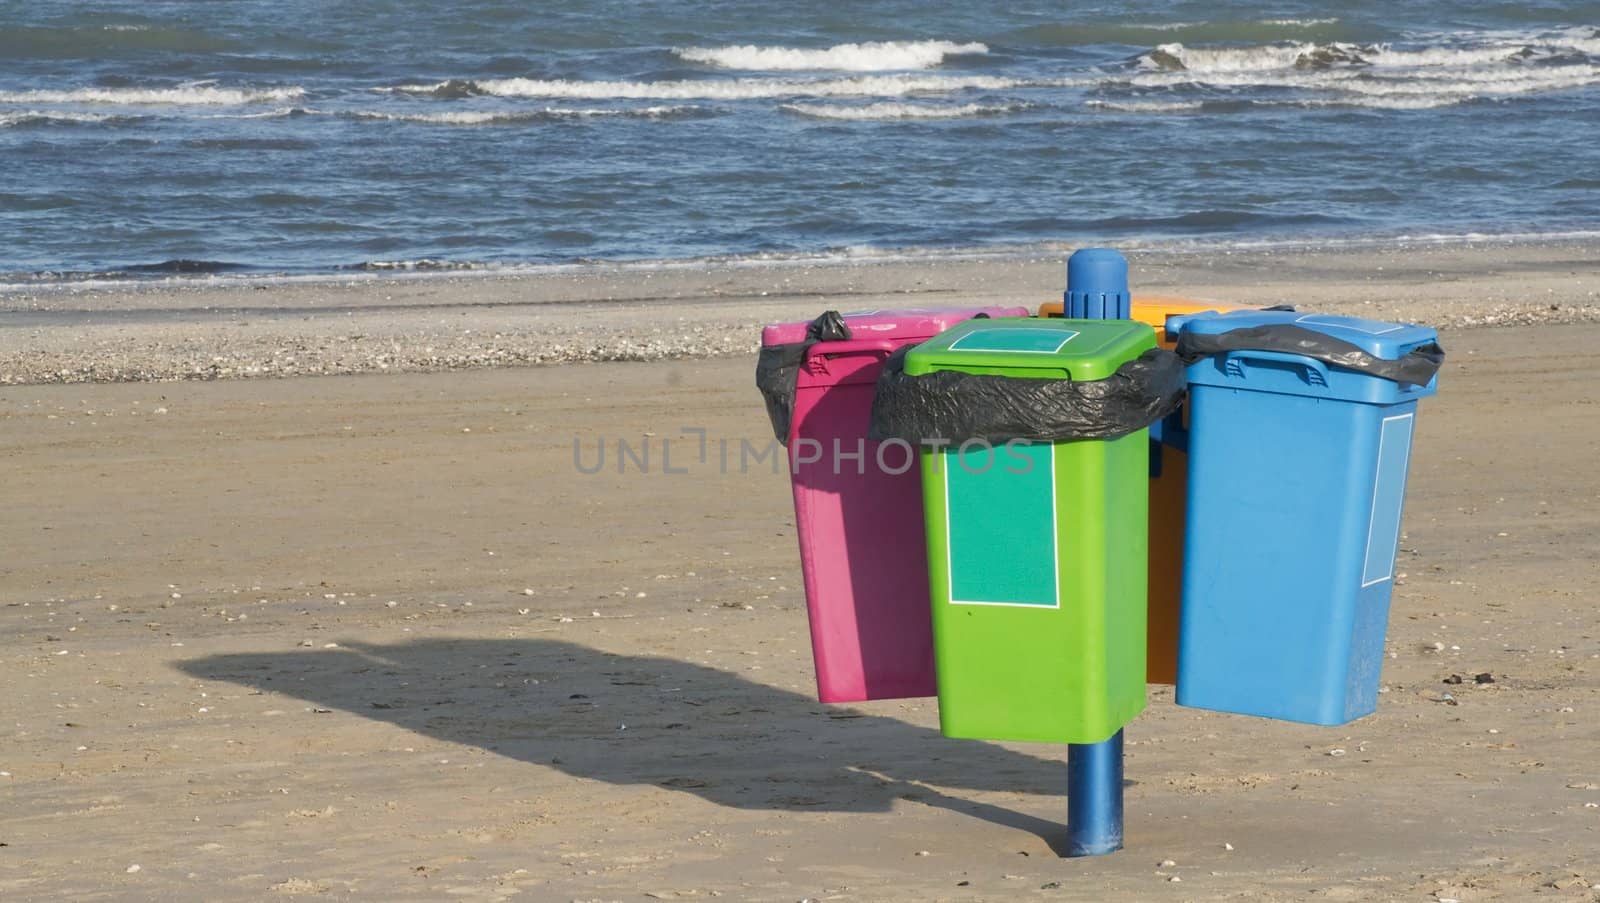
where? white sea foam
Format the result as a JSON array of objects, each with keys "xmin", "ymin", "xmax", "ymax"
[
  {"xmin": 1411, "ymin": 26, "xmax": 1600, "ymax": 58},
  {"xmin": 0, "ymin": 103, "xmax": 702, "ymax": 128},
  {"xmin": 1086, "ymin": 99, "xmax": 1205, "ymax": 113},
  {"xmin": 1260, "ymin": 18, "xmax": 1341, "ymax": 27},
  {"xmin": 201, "ymin": 106, "xmax": 308, "ymax": 120},
  {"xmin": 1127, "ymin": 18, "xmax": 1340, "ymax": 35},
  {"xmin": 1125, "ymin": 66, "xmax": 1359, "ymax": 90},
  {"xmin": 1124, "ymin": 31, "xmax": 1600, "ymax": 108},
  {"xmin": 781, "ymin": 100, "xmax": 1024, "ymax": 120},
  {"xmin": 1550, "ymin": 27, "xmax": 1600, "ymax": 55},
  {"xmin": 1144, "ymin": 28, "xmax": 1600, "ymax": 77},
  {"xmin": 348, "ymin": 110, "xmax": 538, "ymax": 125},
  {"xmin": 1140, "ymin": 40, "xmax": 1544, "ymax": 75},
  {"xmin": 1096, "ymin": 63, "xmax": 1600, "ymax": 112},
  {"xmin": 1367, "ymin": 44, "xmax": 1540, "ymax": 68},
  {"xmin": 345, "ymin": 106, "xmax": 700, "ymax": 124},
  {"xmin": 458, "ymin": 73, "xmax": 1057, "ymax": 100},
  {"xmin": 1269, "ymin": 95, "xmax": 1468, "ymax": 111},
  {"xmin": 0, "ymin": 85, "xmax": 305, "ymax": 105},
  {"xmin": 357, "ymin": 259, "xmax": 488, "ymax": 271},
  {"xmin": 1127, "ymin": 64, "xmax": 1598, "ymax": 93},
  {"xmin": 0, "ymin": 110, "xmax": 133, "ymax": 126},
  {"xmin": 1141, "ymin": 41, "xmax": 1321, "ymax": 72},
  {"xmin": 1335, "ymin": 67, "xmax": 1600, "ymax": 98},
  {"xmin": 673, "ymin": 40, "xmax": 987, "ymax": 71},
  {"xmin": 1332, "ymin": 96, "xmax": 1467, "ymax": 110},
  {"xmin": 1121, "ymin": 21, "xmax": 1197, "ymax": 33}
]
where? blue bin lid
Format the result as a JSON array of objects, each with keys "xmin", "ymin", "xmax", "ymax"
[{"xmin": 1170, "ymin": 310, "xmax": 1437, "ymax": 360}]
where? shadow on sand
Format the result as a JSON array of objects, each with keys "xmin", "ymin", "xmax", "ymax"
[{"xmin": 180, "ymin": 637, "xmax": 1073, "ymax": 853}]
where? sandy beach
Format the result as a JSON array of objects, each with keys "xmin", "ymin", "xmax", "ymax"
[
  {"xmin": 3, "ymin": 240, "xmax": 1598, "ymax": 385},
  {"xmin": 3, "ymin": 244, "xmax": 1599, "ymax": 901}
]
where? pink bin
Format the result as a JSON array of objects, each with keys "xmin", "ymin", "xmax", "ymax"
[{"xmin": 765, "ymin": 306, "xmax": 1029, "ymax": 703}]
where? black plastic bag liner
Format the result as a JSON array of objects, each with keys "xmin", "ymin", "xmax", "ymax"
[
  {"xmin": 869, "ymin": 347, "xmax": 1186, "ymax": 445},
  {"xmin": 755, "ymin": 310, "xmax": 851, "ymax": 444},
  {"xmin": 1175, "ymin": 324, "xmax": 1444, "ymax": 386}
]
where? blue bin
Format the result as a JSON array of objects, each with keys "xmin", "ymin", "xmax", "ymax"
[{"xmin": 1170, "ymin": 311, "xmax": 1440, "ymax": 725}]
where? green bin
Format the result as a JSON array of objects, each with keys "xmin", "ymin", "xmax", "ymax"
[{"xmin": 906, "ymin": 317, "xmax": 1153, "ymax": 744}]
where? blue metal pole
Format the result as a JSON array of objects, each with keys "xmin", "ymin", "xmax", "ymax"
[
  {"xmin": 1063, "ymin": 247, "xmax": 1131, "ymax": 857},
  {"xmin": 1067, "ymin": 729, "xmax": 1125, "ymax": 856},
  {"xmin": 1064, "ymin": 247, "xmax": 1131, "ymax": 320}
]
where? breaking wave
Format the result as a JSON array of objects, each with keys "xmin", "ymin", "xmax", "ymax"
[
  {"xmin": 1013, "ymin": 18, "xmax": 1362, "ymax": 47},
  {"xmin": 781, "ymin": 101, "xmax": 1026, "ymax": 120},
  {"xmin": 1117, "ymin": 29, "xmax": 1600, "ymax": 109},
  {"xmin": 0, "ymin": 84, "xmax": 306, "ymax": 105},
  {"xmin": 455, "ymin": 74, "xmax": 1053, "ymax": 100},
  {"xmin": 1086, "ymin": 99, "xmax": 1206, "ymax": 113},
  {"xmin": 1140, "ymin": 29, "xmax": 1600, "ymax": 74},
  {"xmin": 672, "ymin": 40, "xmax": 988, "ymax": 71},
  {"xmin": 342, "ymin": 106, "xmax": 707, "ymax": 124},
  {"xmin": 0, "ymin": 110, "xmax": 147, "ymax": 127}
]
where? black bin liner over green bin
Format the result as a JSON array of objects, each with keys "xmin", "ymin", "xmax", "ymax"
[{"xmin": 868, "ymin": 345, "xmax": 1187, "ymax": 445}]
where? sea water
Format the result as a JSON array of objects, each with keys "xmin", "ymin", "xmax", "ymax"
[{"xmin": 1, "ymin": 0, "xmax": 1597, "ymax": 280}]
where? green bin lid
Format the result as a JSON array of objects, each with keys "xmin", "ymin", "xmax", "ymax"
[{"xmin": 904, "ymin": 317, "xmax": 1155, "ymax": 380}]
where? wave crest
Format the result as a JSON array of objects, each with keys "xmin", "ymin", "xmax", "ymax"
[
  {"xmin": 781, "ymin": 101, "xmax": 1025, "ymax": 120},
  {"xmin": 0, "ymin": 110, "xmax": 146, "ymax": 127},
  {"xmin": 1143, "ymin": 29, "xmax": 1600, "ymax": 75},
  {"xmin": 1087, "ymin": 99, "xmax": 1206, "ymax": 113},
  {"xmin": 383, "ymin": 78, "xmax": 485, "ymax": 99},
  {"xmin": 673, "ymin": 40, "xmax": 987, "ymax": 72},
  {"xmin": 0, "ymin": 84, "xmax": 305, "ymax": 105},
  {"xmin": 459, "ymin": 74, "xmax": 1048, "ymax": 100},
  {"xmin": 345, "ymin": 106, "xmax": 706, "ymax": 125},
  {"xmin": 1119, "ymin": 30, "xmax": 1600, "ymax": 108},
  {"xmin": 1017, "ymin": 18, "xmax": 1361, "ymax": 48},
  {"xmin": 1142, "ymin": 41, "xmax": 1360, "ymax": 72}
]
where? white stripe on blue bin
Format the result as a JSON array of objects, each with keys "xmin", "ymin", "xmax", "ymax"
[{"xmin": 1361, "ymin": 413, "xmax": 1415, "ymax": 587}]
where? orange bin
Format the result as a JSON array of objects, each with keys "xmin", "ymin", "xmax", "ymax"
[{"xmin": 1038, "ymin": 296, "xmax": 1242, "ymax": 684}]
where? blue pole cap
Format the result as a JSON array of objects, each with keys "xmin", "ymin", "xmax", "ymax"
[{"xmin": 1065, "ymin": 248, "xmax": 1130, "ymax": 321}]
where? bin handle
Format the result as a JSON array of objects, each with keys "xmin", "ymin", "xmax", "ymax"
[
  {"xmin": 1224, "ymin": 349, "xmax": 1332, "ymax": 387},
  {"xmin": 808, "ymin": 339, "xmax": 901, "ymax": 361}
]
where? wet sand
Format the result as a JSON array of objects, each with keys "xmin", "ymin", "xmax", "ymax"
[{"xmin": 1, "ymin": 249, "xmax": 1598, "ymax": 900}]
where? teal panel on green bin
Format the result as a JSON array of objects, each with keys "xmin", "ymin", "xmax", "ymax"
[
  {"xmin": 947, "ymin": 327, "xmax": 1080, "ymax": 354},
  {"xmin": 944, "ymin": 443, "xmax": 1057, "ymax": 607}
]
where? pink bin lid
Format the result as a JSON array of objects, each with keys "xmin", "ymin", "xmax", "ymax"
[{"xmin": 761, "ymin": 306, "xmax": 1031, "ymax": 347}]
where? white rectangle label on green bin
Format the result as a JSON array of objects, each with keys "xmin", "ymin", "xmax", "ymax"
[
  {"xmin": 947, "ymin": 327, "xmax": 1079, "ymax": 354},
  {"xmin": 943, "ymin": 442, "xmax": 1059, "ymax": 607},
  {"xmin": 1362, "ymin": 413, "xmax": 1415, "ymax": 587}
]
